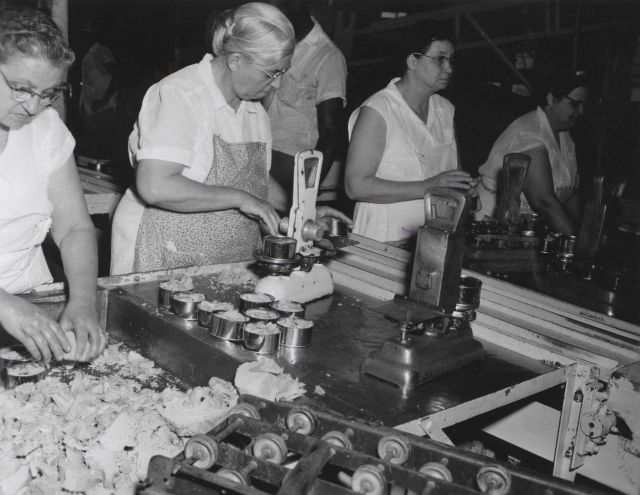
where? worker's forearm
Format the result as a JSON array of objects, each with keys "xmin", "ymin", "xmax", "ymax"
[
  {"xmin": 58, "ymin": 227, "xmax": 98, "ymax": 304},
  {"xmin": 268, "ymin": 176, "xmax": 288, "ymax": 213},
  {"xmin": 138, "ymin": 175, "xmax": 250, "ymax": 213},
  {"xmin": 346, "ymin": 176, "xmax": 426, "ymax": 204}
]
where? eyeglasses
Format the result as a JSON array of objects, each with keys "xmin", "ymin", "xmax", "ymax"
[
  {"xmin": 564, "ymin": 95, "xmax": 585, "ymax": 111},
  {"xmin": 253, "ymin": 62, "xmax": 290, "ymax": 81},
  {"xmin": 411, "ymin": 52, "xmax": 455, "ymax": 69},
  {"xmin": 0, "ymin": 68, "xmax": 71, "ymax": 106}
]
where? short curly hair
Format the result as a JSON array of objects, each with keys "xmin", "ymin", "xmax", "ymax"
[{"xmin": 0, "ymin": 4, "xmax": 75, "ymax": 67}]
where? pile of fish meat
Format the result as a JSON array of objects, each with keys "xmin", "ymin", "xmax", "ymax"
[{"xmin": 0, "ymin": 343, "xmax": 238, "ymax": 495}]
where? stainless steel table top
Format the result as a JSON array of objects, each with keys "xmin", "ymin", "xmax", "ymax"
[{"xmin": 107, "ymin": 271, "xmax": 553, "ymax": 427}]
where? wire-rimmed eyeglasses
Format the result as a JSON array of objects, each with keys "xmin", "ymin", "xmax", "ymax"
[
  {"xmin": 253, "ymin": 62, "xmax": 290, "ymax": 81},
  {"xmin": 411, "ymin": 52, "xmax": 455, "ymax": 69},
  {"xmin": 564, "ymin": 94, "xmax": 585, "ymax": 111},
  {"xmin": 0, "ymin": 67, "xmax": 70, "ymax": 106}
]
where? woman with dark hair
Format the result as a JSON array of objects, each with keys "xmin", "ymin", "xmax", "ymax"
[
  {"xmin": 475, "ymin": 70, "xmax": 589, "ymax": 235},
  {"xmin": 344, "ymin": 27, "xmax": 475, "ymax": 243},
  {"xmin": 0, "ymin": 5, "xmax": 106, "ymax": 361}
]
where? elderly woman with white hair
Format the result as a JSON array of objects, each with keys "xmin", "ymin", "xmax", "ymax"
[{"xmin": 111, "ymin": 2, "xmax": 348, "ymax": 274}]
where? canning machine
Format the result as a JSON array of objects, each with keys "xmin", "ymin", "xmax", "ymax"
[
  {"xmin": 254, "ymin": 150, "xmax": 336, "ymax": 303},
  {"xmin": 139, "ymin": 395, "xmax": 597, "ymax": 495},
  {"xmin": 362, "ymin": 188, "xmax": 484, "ymax": 390}
]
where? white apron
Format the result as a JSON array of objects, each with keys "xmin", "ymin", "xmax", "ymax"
[
  {"xmin": 0, "ymin": 110, "xmax": 72, "ymax": 293},
  {"xmin": 0, "ymin": 214, "xmax": 53, "ymax": 294}
]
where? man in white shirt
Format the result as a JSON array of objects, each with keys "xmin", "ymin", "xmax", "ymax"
[{"xmin": 264, "ymin": 0, "xmax": 348, "ymax": 195}]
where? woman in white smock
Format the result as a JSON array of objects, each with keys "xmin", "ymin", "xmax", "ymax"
[
  {"xmin": 345, "ymin": 28, "xmax": 476, "ymax": 243},
  {"xmin": 0, "ymin": 6, "xmax": 106, "ymax": 362},
  {"xmin": 475, "ymin": 70, "xmax": 588, "ymax": 236}
]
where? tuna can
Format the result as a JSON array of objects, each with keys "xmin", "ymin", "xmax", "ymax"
[
  {"xmin": 270, "ymin": 300, "xmax": 305, "ymax": 318},
  {"xmin": 158, "ymin": 277, "xmax": 194, "ymax": 308},
  {"xmin": 262, "ymin": 235, "xmax": 297, "ymax": 260},
  {"xmin": 4, "ymin": 361, "xmax": 49, "ymax": 389},
  {"xmin": 170, "ymin": 292, "xmax": 206, "ymax": 320},
  {"xmin": 244, "ymin": 308, "xmax": 280, "ymax": 324},
  {"xmin": 0, "ymin": 345, "xmax": 31, "ymax": 386},
  {"xmin": 558, "ymin": 235, "xmax": 578, "ymax": 257},
  {"xmin": 210, "ymin": 310, "xmax": 248, "ymax": 341},
  {"xmin": 455, "ymin": 277, "xmax": 482, "ymax": 312},
  {"xmin": 539, "ymin": 235, "xmax": 556, "ymax": 255},
  {"xmin": 518, "ymin": 213, "xmax": 541, "ymax": 237},
  {"xmin": 278, "ymin": 317, "xmax": 313, "ymax": 348},
  {"xmin": 197, "ymin": 300, "xmax": 235, "ymax": 328},
  {"xmin": 327, "ymin": 218, "xmax": 348, "ymax": 237},
  {"xmin": 243, "ymin": 322, "xmax": 281, "ymax": 354},
  {"xmin": 239, "ymin": 292, "xmax": 274, "ymax": 312}
]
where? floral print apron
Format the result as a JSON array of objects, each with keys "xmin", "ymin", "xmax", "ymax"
[{"xmin": 132, "ymin": 135, "xmax": 268, "ymax": 272}]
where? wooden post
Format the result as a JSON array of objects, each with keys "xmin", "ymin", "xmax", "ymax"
[
  {"xmin": 572, "ymin": 0, "xmax": 582, "ymax": 69},
  {"xmin": 49, "ymin": 0, "xmax": 69, "ymax": 41},
  {"xmin": 47, "ymin": 0, "xmax": 69, "ymax": 122},
  {"xmin": 462, "ymin": 9, "xmax": 534, "ymax": 93}
]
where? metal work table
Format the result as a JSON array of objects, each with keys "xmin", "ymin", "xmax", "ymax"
[
  {"xmin": 464, "ymin": 247, "xmax": 640, "ymax": 326},
  {"xmin": 106, "ymin": 268, "xmax": 553, "ymax": 428},
  {"xmin": 10, "ymin": 248, "xmax": 640, "ymax": 493}
]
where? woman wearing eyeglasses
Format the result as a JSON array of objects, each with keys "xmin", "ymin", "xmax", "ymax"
[
  {"xmin": 344, "ymin": 28, "xmax": 476, "ymax": 243},
  {"xmin": 111, "ymin": 2, "xmax": 349, "ymax": 274},
  {"xmin": 475, "ymin": 70, "xmax": 589, "ymax": 236},
  {"xmin": 0, "ymin": 6, "xmax": 106, "ymax": 362}
]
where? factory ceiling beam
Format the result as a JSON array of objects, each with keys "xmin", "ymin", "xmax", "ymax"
[
  {"xmin": 353, "ymin": 0, "xmax": 547, "ymax": 36},
  {"xmin": 456, "ymin": 15, "xmax": 640, "ymax": 51},
  {"xmin": 460, "ymin": 9, "xmax": 534, "ymax": 93}
]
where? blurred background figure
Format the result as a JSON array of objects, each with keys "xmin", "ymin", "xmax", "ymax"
[
  {"xmin": 264, "ymin": 0, "xmax": 347, "ymax": 196},
  {"xmin": 475, "ymin": 70, "xmax": 589, "ymax": 236},
  {"xmin": 78, "ymin": 18, "xmax": 119, "ymax": 160}
]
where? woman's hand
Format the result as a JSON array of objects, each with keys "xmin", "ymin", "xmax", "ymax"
[
  {"xmin": 315, "ymin": 206, "xmax": 353, "ymax": 231},
  {"xmin": 59, "ymin": 296, "xmax": 107, "ymax": 362},
  {"xmin": 238, "ymin": 193, "xmax": 281, "ymax": 235},
  {"xmin": 425, "ymin": 170, "xmax": 477, "ymax": 191},
  {"xmin": 0, "ymin": 292, "xmax": 71, "ymax": 362}
]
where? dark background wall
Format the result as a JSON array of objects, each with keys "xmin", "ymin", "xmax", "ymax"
[{"xmin": 17, "ymin": 0, "xmax": 640, "ymax": 201}]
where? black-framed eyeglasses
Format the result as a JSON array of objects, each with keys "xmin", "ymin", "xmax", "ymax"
[
  {"xmin": 0, "ymin": 67, "xmax": 71, "ymax": 106},
  {"xmin": 253, "ymin": 62, "xmax": 290, "ymax": 81},
  {"xmin": 411, "ymin": 52, "xmax": 455, "ymax": 69},
  {"xmin": 564, "ymin": 94, "xmax": 585, "ymax": 110}
]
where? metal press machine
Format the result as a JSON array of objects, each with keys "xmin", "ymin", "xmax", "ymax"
[{"xmin": 362, "ymin": 187, "xmax": 484, "ymax": 390}]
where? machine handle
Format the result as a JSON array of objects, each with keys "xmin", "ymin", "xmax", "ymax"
[
  {"xmin": 494, "ymin": 153, "xmax": 531, "ymax": 227},
  {"xmin": 593, "ymin": 175, "xmax": 604, "ymax": 205}
]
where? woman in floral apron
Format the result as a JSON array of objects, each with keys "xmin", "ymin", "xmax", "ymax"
[
  {"xmin": 344, "ymin": 27, "xmax": 476, "ymax": 243},
  {"xmin": 0, "ymin": 6, "xmax": 106, "ymax": 361},
  {"xmin": 111, "ymin": 3, "xmax": 350, "ymax": 275}
]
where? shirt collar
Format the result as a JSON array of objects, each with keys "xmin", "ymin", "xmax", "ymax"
[
  {"xmin": 300, "ymin": 17, "xmax": 324, "ymax": 45},
  {"xmin": 198, "ymin": 54, "xmax": 257, "ymax": 114},
  {"xmin": 536, "ymin": 106, "xmax": 558, "ymax": 144}
]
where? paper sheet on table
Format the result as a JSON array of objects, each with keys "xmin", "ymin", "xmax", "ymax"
[{"xmin": 234, "ymin": 358, "xmax": 306, "ymax": 402}]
